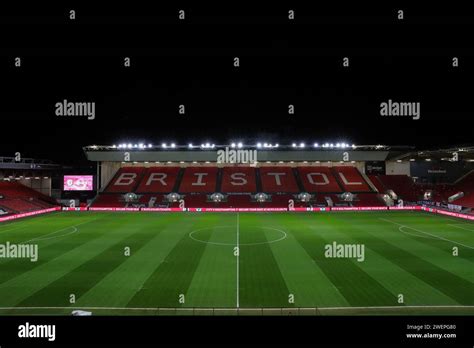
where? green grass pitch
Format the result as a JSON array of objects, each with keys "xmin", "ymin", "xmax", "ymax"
[{"xmin": 0, "ymin": 211, "xmax": 473, "ymax": 315}]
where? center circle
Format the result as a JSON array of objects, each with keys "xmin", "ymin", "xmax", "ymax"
[{"xmin": 189, "ymin": 225, "xmax": 287, "ymax": 246}]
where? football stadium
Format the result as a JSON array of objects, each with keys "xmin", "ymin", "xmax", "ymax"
[
  {"xmin": 3, "ymin": 3, "xmax": 474, "ymax": 345},
  {"xmin": 1, "ymin": 143, "xmax": 473, "ymax": 316}
]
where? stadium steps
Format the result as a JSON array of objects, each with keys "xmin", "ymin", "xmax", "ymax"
[
  {"xmin": 292, "ymin": 168, "xmax": 305, "ymax": 192},
  {"xmin": 368, "ymin": 175, "xmax": 387, "ymax": 193},
  {"xmin": 330, "ymin": 168, "xmax": 346, "ymax": 191},
  {"xmin": 255, "ymin": 168, "xmax": 263, "ymax": 192},
  {"xmin": 360, "ymin": 171, "xmax": 378, "ymax": 192},
  {"xmin": 100, "ymin": 167, "xmax": 120, "ymax": 192},
  {"xmin": 173, "ymin": 168, "xmax": 186, "ymax": 193},
  {"xmin": 454, "ymin": 169, "xmax": 474, "ymax": 184},
  {"xmin": 102, "ymin": 169, "xmax": 122, "ymax": 192},
  {"xmin": 132, "ymin": 170, "xmax": 147, "ymax": 193},
  {"xmin": 215, "ymin": 167, "xmax": 223, "ymax": 193}
]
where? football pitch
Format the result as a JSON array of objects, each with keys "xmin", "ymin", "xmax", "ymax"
[{"xmin": 0, "ymin": 211, "xmax": 473, "ymax": 316}]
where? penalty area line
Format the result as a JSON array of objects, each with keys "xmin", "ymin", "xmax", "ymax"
[{"xmin": 379, "ymin": 218, "xmax": 474, "ymax": 250}]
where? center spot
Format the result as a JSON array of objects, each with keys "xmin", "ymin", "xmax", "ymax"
[{"xmin": 189, "ymin": 225, "xmax": 287, "ymax": 246}]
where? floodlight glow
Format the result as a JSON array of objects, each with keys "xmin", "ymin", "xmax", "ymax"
[
  {"xmin": 171, "ymin": 143, "xmax": 176, "ymax": 148},
  {"xmin": 162, "ymin": 143, "xmax": 167, "ymax": 148},
  {"xmin": 237, "ymin": 142, "xmax": 243, "ymax": 148},
  {"xmin": 231, "ymin": 143, "xmax": 236, "ymax": 148},
  {"xmin": 300, "ymin": 143, "xmax": 305, "ymax": 148},
  {"xmin": 188, "ymin": 143, "xmax": 193, "ymax": 148},
  {"xmin": 148, "ymin": 144, "xmax": 152, "ymax": 148},
  {"xmin": 314, "ymin": 143, "xmax": 319, "ymax": 148},
  {"xmin": 257, "ymin": 143, "xmax": 262, "ymax": 148},
  {"xmin": 292, "ymin": 143, "xmax": 297, "ymax": 147}
]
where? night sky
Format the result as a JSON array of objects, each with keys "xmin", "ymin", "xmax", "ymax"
[{"xmin": 1, "ymin": 3, "xmax": 473, "ymax": 165}]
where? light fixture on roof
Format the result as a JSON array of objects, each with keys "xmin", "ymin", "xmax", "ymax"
[
  {"xmin": 299, "ymin": 142, "xmax": 305, "ymax": 148},
  {"xmin": 170, "ymin": 143, "xmax": 176, "ymax": 148},
  {"xmin": 188, "ymin": 143, "xmax": 193, "ymax": 148},
  {"xmin": 292, "ymin": 143, "xmax": 297, "ymax": 148},
  {"xmin": 148, "ymin": 144, "xmax": 153, "ymax": 148},
  {"xmin": 162, "ymin": 143, "xmax": 167, "ymax": 148},
  {"xmin": 237, "ymin": 142, "xmax": 243, "ymax": 148},
  {"xmin": 231, "ymin": 143, "xmax": 236, "ymax": 148},
  {"xmin": 257, "ymin": 143, "xmax": 262, "ymax": 148},
  {"xmin": 314, "ymin": 143, "xmax": 319, "ymax": 148}
]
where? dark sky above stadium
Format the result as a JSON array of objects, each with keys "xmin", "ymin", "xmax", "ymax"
[{"xmin": 1, "ymin": 3, "xmax": 473, "ymax": 165}]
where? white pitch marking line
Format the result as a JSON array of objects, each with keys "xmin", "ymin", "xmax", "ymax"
[
  {"xmin": 236, "ymin": 212, "xmax": 240, "ymax": 309},
  {"xmin": 379, "ymin": 218, "xmax": 474, "ymax": 250},
  {"xmin": 20, "ymin": 218, "xmax": 97, "ymax": 244},
  {"xmin": 448, "ymin": 224, "xmax": 474, "ymax": 232},
  {"xmin": 188, "ymin": 225, "xmax": 287, "ymax": 246},
  {"xmin": 398, "ymin": 226, "xmax": 437, "ymax": 240}
]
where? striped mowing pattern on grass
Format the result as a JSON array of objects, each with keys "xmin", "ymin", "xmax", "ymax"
[{"xmin": 0, "ymin": 211, "xmax": 473, "ymax": 315}]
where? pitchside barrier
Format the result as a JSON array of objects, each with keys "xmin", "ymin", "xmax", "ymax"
[
  {"xmin": 0, "ymin": 207, "xmax": 61, "ymax": 223},
  {"xmin": 2, "ymin": 205, "xmax": 474, "ymax": 223}
]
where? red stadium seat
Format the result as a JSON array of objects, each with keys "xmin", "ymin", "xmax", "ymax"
[
  {"xmin": 92, "ymin": 194, "xmax": 125, "ymax": 207},
  {"xmin": 333, "ymin": 166, "xmax": 371, "ymax": 192},
  {"xmin": 105, "ymin": 167, "xmax": 145, "ymax": 193},
  {"xmin": 221, "ymin": 167, "xmax": 257, "ymax": 193},
  {"xmin": 376, "ymin": 175, "xmax": 417, "ymax": 201},
  {"xmin": 136, "ymin": 167, "xmax": 180, "ymax": 193},
  {"xmin": 298, "ymin": 167, "xmax": 342, "ymax": 193},
  {"xmin": 260, "ymin": 167, "xmax": 299, "ymax": 193},
  {"xmin": 367, "ymin": 174, "xmax": 386, "ymax": 193},
  {"xmin": 0, "ymin": 182, "xmax": 55, "ymax": 214},
  {"xmin": 179, "ymin": 167, "xmax": 218, "ymax": 193}
]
